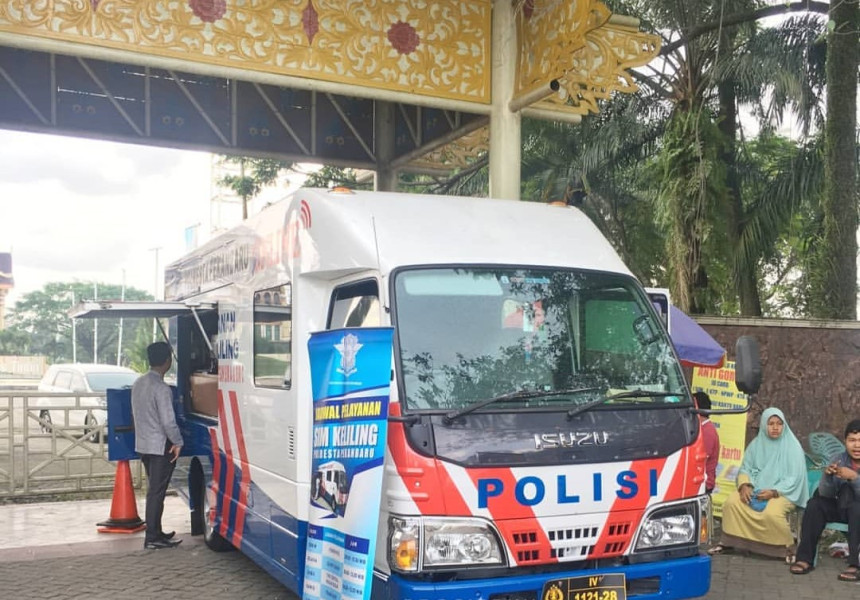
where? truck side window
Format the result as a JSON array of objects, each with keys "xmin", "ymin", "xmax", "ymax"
[
  {"xmin": 328, "ymin": 280, "xmax": 380, "ymax": 329},
  {"xmin": 253, "ymin": 284, "xmax": 292, "ymax": 389}
]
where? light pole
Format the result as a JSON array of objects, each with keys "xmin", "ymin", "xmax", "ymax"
[
  {"xmin": 149, "ymin": 247, "xmax": 161, "ymax": 342},
  {"xmin": 69, "ymin": 289, "xmax": 77, "ymax": 363},
  {"xmin": 93, "ymin": 282, "xmax": 98, "ymax": 363},
  {"xmin": 117, "ymin": 269, "xmax": 125, "ymax": 366}
]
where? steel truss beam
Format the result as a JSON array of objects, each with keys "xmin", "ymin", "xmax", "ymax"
[{"xmin": 0, "ymin": 46, "xmax": 484, "ymax": 172}]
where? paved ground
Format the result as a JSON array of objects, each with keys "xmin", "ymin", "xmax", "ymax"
[{"xmin": 0, "ymin": 496, "xmax": 855, "ymax": 599}]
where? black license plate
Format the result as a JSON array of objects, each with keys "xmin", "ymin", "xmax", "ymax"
[{"xmin": 541, "ymin": 573, "xmax": 626, "ymax": 600}]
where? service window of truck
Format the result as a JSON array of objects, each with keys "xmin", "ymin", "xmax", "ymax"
[{"xmin": 253, "ymin": 284, "xmax": 292, "ymax": 389}]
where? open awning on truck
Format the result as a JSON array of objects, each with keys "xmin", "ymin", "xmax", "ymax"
[
  {"xmin": 69, "ymin": 300, "xmax": 217, "ymax": 359},
  {"xmin": 70, "ymin": 300, "xmax": 218, "ymax": 352},
  {"xmin": 69, "ymin": 300, "xmax": 216, "ymax": 320},
  {"xmin": 669, "ymin": 305, "xmax": 726, "ymax": 368}
]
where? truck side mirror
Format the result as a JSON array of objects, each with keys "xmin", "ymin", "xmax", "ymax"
[{"xmin": 734, "ymin": 336, "xmax": 761, "ymax": 395}]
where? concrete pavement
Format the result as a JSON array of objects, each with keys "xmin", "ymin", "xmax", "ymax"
[
  {"xmin": 709, "ymin": 551, "xmax": 853, "ymax": 599},
  {"xmin": 0, "ymin": 494, "xmax": 296, "ymax": 599},
  {"xmin": 0, "ymin": 495, "xmax": 190, "ymax": 562},
  {"xmin": 0, "ymin": 496, "xmax": 855, "ymax": 599}
]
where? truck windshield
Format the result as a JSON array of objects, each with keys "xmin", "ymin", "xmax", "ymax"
[{"xmin": 393, "ymin": 267, "xmax": 686, "ymax": 412}]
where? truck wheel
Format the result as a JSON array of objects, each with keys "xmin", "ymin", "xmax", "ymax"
[{"xmin": 197, "ymin": 475, "xmax": 233, "ymax": 552}]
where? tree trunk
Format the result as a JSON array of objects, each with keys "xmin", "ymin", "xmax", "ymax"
[
  {"xmin": 816, "ymin": 0, "xmax": 859, "ymax": 319},
  {"xmin": 240, "ymin": 159, "xmax": 249, "ymax": 221},
  {"xmin": 718, "ymin": 79, "xmax": 762, "ymax": 316},
  {"xmin": 663, "ymin": 106, "xmax": 707, "ymax": 315}
]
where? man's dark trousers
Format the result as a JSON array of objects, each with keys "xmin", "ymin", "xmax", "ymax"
[
  {"xmin": 796, "ymin": 491, "xmax": 860, "ymax": 567},
  {"xmin": 141, "ymin": 448, "xmax": 176, "ymax": 544}
]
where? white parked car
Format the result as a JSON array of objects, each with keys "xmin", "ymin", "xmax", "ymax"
[{"xmin": 34, "ymin": 364, "xmax": 140, "ymax": 438}]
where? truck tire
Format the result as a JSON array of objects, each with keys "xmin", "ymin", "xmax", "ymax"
[{"xmin": 194, "ymin": 470, "xmax": 234, "ymax": 552}]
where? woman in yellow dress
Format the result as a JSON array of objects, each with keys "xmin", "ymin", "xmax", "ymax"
[{"xmin": 708, "ymin": 407, "xmax": 809, "ymax": 559}]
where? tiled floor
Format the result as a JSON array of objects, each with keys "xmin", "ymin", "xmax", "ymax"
[{"xmin": 0, "ymin": 494, "xmax": 191, "ymax": 561}]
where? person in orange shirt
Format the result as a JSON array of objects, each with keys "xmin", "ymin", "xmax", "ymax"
[{"xmin": 694, "ymin": 391, "xmax": 720, "ymax": 494}]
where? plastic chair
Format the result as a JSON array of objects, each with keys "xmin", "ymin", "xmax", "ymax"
[
  {"xmin": 805, "ymin": 451, "xmax": 824, "ymax": 470},
  {"xmin": 809, "ymin": 432, "xmax": 846, "ymax": 464},
  {"xmin": 807, "ymin": 433, "xmax": 850, "ymax": 535}
]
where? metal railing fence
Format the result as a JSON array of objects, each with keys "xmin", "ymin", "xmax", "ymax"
[{"xmin": 0, "ymin": 390, "xmax": 142, "ymax": 498}]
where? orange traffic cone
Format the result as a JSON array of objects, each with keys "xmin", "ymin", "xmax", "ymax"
[{"xmin": 97, "ymin": 459, "xmax": 146, "ymax": 533}]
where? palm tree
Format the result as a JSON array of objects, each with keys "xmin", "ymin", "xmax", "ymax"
[
  {"xmin": 716, "ymin": 13, "xmax": 828, "ymax": 315},
  {"xmin": 519, "ymin": 2, "xmax": 829, "ymax": 316},
  {"xmin": 814, "ymin": 0, "xmax": 859, "ymax": 319}
]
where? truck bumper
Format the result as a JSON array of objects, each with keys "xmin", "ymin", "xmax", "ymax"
[{"xmin": 375, "ymin": 554, "xmax": 710, "ymax": 600}]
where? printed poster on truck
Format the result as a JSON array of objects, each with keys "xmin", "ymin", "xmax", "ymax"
[
  {"xmin": 691, "ymin": 361, "xmax": 749, "ymax": 516},
  {"xmin": 303, "ymin": 327, "xmax": 394, "ymax": 600}
]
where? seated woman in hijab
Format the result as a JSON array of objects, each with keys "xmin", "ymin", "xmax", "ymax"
[{"xmin": 708, "ymin": 407, "xmax": 809, "ymax": 560}]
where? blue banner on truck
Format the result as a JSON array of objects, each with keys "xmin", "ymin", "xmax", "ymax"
[{"xmin": 303, "ymin": 327, "xmax": 394, "ymax": 600}]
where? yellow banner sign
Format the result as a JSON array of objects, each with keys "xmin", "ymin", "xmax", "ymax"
[{"xmin": 692, "ymin": 361, "xmax": 749, "ymax": 517}]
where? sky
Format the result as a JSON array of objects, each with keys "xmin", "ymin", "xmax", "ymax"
[{"xmin": 0, "ymin": 129, "xmax": 236, "ymax": 309}]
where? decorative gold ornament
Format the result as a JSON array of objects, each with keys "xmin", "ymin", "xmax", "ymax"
[
  {"xmin": 514, "ymin": 0, "xmax": 660, "ymax": 116},
  {"xmin": 0, "ymin": 0, "xmax": 492, "ymax": 103},
  {"xmin": 407, "ymin": 126, "xmax": 489, "ymax": 172}
]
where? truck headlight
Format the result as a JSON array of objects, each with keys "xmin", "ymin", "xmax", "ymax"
[
  {"xmin": 388, "ymin": 516, "xmax": 505, "ymax": 572},
  {"xmin": 389, "ymin": 517, "xmax": 420, "ymax": 571},
  {"xmin": 635, "ymin": 501, "xmax": 698, "ymax": 550}
]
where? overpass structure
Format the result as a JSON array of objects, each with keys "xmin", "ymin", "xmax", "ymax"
[{"xmin": 0, "ymin": 1, "xmax": 659, "ymax": 199}]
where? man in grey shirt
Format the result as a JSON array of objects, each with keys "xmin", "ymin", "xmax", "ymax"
[
  {"xmin": 791, "ymin": 419, "xmax": 860, "ymax": 580},
  {"xmin": 132, "ymin": 341, "xmax": 184, "ymax": 549}
]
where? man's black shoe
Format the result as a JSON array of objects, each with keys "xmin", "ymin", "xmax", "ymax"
[
  {"xmin": 159, "ymin": 531, "xmax": 176, "ymax": 540},
  {"xmin": 144, "ymin": 538, "xmax": 181, "ymax": 550}
]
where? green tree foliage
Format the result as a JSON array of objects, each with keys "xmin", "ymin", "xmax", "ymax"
[
  {"xmin": 302, "ymin": 166, "xmax": 372, "ymax": 190},
  {"xmin": 736, "ymin": 135, "xmax": 824, "ymax": 316},
  {"xmin": 655, "ymin": 108, "xmax": 728, "ymax": 314},
  {"xmin": 520, "ymin": 100, "xmax": 667, "ymax": 284},
  {"xmin": 0, "ymin": 328, "xmax": 30, "ymax": 355},
  {"xmin": 125, "ymin": 318, "xmax": 157, "ymax": 373},
  {"xmin": 4, "ymin": 281, "xmax": 153, "ymax": 365},
  {"xmin": 218, "ymin": 156, "xmax": 293, "ymax": 219},
  {"xmin": 515, "ymin": 2, "xmax": 834, "ymax": 317}
]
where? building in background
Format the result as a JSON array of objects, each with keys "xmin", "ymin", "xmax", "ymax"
[{"xmin": 0, "ymin": 252, "xmax": 13, "ymax": 329}]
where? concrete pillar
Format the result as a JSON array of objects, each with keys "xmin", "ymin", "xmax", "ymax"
[
  {"xmin": 488, "ymin": 0, "xmax": 521, "ymax": 200},
  {"xmin": 374, "ymin": 100, "xmax": 398, "ymax": 192}
]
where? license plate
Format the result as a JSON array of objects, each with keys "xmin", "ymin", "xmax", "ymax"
[{"xmin": 541, "ymin": 573, "xmax": 626, "ymax": 600}]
